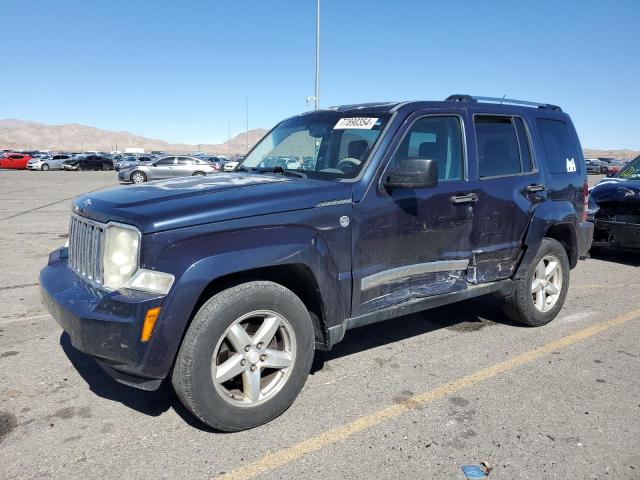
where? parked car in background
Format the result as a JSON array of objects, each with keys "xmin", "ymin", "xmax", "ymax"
[
  {"xmin": 588, "ymin": 155, "xmax": 640, "ymax": 251},
  {"xmin": 27, "ymin": 154, "xmax": 73, "ymax": 171},
  {"xmin": 0, "ymin": 153, "xmax": 31, "ymax": 169},
  {"xmin": 222, "ymin": 160, "xmax": 239, "ymax": 172},
  {"xmin": 118, "ymin": 156, "xmax": 218, "ymax": 183},
  {"xmin": 63, "ymin": 154, "xmax": 113, "ymax": 171},
  {"xmin": 585, "ymin": 158, "xmax": 603, "ymax": 175},
  {"xmin": 604, "ymin": 160, "xmax": 626, "ymax": 177}
]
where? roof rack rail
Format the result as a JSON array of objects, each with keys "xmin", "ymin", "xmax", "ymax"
[{"xmin": 445, "ymin": 94, "xmax": 562, "ymax": 112}]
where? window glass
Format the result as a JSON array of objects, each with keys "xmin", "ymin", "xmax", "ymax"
[
  {"xmin": 475, "ymin": 116, "xmax": 521, "ymax": 177},
  {"xmin": 177, "ymin": 157, "xmax": 193, "ymax": 165},
  {"xmin": 535, "ymin": 118, "xmax": 579, "ymax": 174},
  {"xmin": 156, "ymin": 157, "xmax": 175, "ymax": 165},
  {"xmin": 514, "ymin": 118, "xmax": 533, "ymax": 172},
  {"xmin": 391, "ymin": 116, "xmax": 464, "ymax": 181}
]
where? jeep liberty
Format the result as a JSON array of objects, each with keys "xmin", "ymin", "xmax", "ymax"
[{"xmin": 40, "ymin": 95, "xmax": 594, "ymax": 431}]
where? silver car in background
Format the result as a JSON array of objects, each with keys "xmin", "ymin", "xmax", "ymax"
[
  {"xmin": 118, "ymin": 156, "xmax": 218, "ymax": 183},
  {"xmin": 26, "ymin": 154, "xmax": 73, "ymax": 171}
]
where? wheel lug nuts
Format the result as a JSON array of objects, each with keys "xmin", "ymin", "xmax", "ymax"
[
  {"xmin": 240, "ymin": 359, "xmax": 247, "ymax": 366},
  {"xmin": 250, "ymin": 365, "xmax": 257, "ymax": 372},
  {"xmin": 244, "ymin": 346, "xmax": 250, "ymax": 352},
  {"xmin": 257, "ymin": 342, "xmax": 264, "ymax": 349},
  {"xmin": 260, "ymin": 354, "xmax": 266, "ymax": 361}
]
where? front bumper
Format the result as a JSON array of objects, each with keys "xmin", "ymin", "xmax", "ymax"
[
  {"xmin": 592, "ymin": 219, "xmax": 640, "ymax": 249},
  {"xmin": 27, "ymin": 164, "xmax": 41, "ymax": 170},
  {"xmin": 40, "ymin": 248, "xmax": 167, "ymax": 388}
]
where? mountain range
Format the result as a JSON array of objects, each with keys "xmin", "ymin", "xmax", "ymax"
[
  {"xmin": 0, "ymin": 119, "xmax": 267, "ymax": 155},
  {"xmin": 0, "ymin": 118, "xmax": 637, "ymax": 161}
]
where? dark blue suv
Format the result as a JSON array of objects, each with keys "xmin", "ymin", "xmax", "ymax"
[{"xmin": 40, "ymin": 95, "xmax": 593, "ymax": 431}]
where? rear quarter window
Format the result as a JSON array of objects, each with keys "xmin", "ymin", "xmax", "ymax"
[{"xmin": 535, "ymin": 118, "xmax": 579, "ymax": 174}]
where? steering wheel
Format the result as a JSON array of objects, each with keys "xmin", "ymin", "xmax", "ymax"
[{"xmin": 336, "ymin": 158, "xmax": 361, "ymax": 172}]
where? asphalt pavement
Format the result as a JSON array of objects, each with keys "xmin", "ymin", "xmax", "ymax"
[{"xmin": 1, "ymin": 170, "xmax": 638, "ymax": 479}]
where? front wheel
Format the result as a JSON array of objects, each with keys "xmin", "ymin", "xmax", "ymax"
[
  {"xmin": 502, "ymin": 237, "xmax": 570, "ymax": 326},
  {"xmin": 130, "ymin": 171, "xmax": 147, "ymax": 184},
  {"xmin": 102, "ymin": 163, "xmax": 112, "ymax": 171},
  {"xmin": 172, "ymin": 281, "xmax": 315, "ymax": 431},
  {"xmin": 41, "ymin": 163, "xmax": 49, "ymax": 171}
]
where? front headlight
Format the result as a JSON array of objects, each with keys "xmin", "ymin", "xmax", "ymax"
[{"xmin": 103, "ymin": 224, "xmax": 140, "ymax": 290}]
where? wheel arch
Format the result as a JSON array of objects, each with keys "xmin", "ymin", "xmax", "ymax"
[{"xmin": 514, "ymin": 200, "xmax": 580, "ymax": 279}]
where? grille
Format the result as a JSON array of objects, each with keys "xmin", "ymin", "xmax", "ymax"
[{"xmin": 68, "ymin": 214, "xmax": 105, "ymax": 286}]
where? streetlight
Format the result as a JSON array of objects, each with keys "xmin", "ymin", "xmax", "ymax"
[
  {"xmin": 315, "ymin": 0, "xmax": 320, "ymax": 110},
  {"xmin": 245, "ymin": 96, "xmax": 250, "ymax": 152}
]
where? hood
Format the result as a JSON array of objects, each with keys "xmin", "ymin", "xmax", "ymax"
[
  {"xmin": 590, "ymin": 177, "xmax": 640, "ymax": 205},
  {"xmin": 72, "ymin": 173, "xmax": 353, "ymax": 233}
]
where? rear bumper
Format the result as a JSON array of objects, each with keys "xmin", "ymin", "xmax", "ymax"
[
  {"xmin": 40, "ymin": 248, "xmax": 167, "ymax": 389},
  {"xmin": 592, "ymin": 219, "xmax": 640, "ymax": 249},
  {"xmin": 576, "ymin": 221, "xmax": 594, "ymax": 257}
]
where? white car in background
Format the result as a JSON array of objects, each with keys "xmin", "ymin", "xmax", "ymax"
[{"xmin": 223, "ymin": 161, "xmax": 239, "ymax": 172}]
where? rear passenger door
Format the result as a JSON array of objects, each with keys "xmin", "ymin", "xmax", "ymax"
[
  {"xmin": 173, "ymin": 157, "xmax": 195, "ymax": 177},
  {"xmin": 468, "ymin": 113, "xmax": 545, "ymax": 283}
]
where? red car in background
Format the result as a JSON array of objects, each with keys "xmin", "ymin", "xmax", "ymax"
[
  {"xmin": 605, "ymin": 160, "xmax": 626, "ymax": 176},
  {"xmin": 0, "ymin": 153, "xmax": 32, "ymax": 169}
]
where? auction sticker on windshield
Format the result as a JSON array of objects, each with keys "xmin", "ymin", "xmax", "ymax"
[{"xmin": 334, "ymin": 117, "xmax": 379, "ymax": 129}]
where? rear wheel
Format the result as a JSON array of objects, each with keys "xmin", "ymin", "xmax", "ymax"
[
  {"xmin": 172, "ymin": 281, "xmax": 315, "ymax": 431},
  {"xmin": 41, "ymin": 163, "xmax": 49, "ymax": 171},
  {"xmin": 192, "ymin": 171, "xmax": 205, "ymax": 176},
  {"xmin": 130, "ymin": 171, "xmax": 147, "ymax": 184},
  {"xmin": 502, "ymin": 237, "xmax": 570, "ymax": 326}
]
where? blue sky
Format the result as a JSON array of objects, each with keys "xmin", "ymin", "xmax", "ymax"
[{"xmin": 1, "ymin": 0, "xmax": 639, "ymax": 148}]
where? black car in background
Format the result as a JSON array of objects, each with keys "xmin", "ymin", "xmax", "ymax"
[{"xmin": 62, "ymin": 154, "xmax": 114, "ymax": 171}]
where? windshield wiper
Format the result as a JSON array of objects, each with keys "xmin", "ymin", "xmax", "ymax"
[{"xmin": 251, "ymin": 167, "xmax": 307, "ymax": 179}]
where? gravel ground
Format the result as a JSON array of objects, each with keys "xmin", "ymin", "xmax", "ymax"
[{"xmin": 1, "ymin": 170, "xmax": 638, "ymax": 480}]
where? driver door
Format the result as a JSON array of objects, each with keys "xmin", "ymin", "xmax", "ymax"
[{"xmin": 352, "ymin": 110, "xmax": 477, "ymax": 315}]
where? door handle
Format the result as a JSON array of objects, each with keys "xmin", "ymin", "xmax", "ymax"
[
  {"xmin": 450, "ymin": 192, "xmax": 478, "ymax": 205},
  {"xmin": 525, "ymin": 183, "xmax": 546, "ymax": 193}
]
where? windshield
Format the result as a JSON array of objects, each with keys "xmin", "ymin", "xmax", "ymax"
[
  {"xmin": 618, "ymin": 156, "xmax": 640, "ymax": 179},
  {"xmin": 239, "ymin": 112, "xmax": 391, "ymax": 180}
]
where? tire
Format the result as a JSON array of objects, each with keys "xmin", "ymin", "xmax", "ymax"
[
  {"xmin": 41, "ymin": 163, "xmax": 49, "ymax": 171},
  {"xmin": 130, "ymin": 171, "xmax": 147, "ymax": 184},
  {"xmin": 502, "ymin": 238, "xmax": 570, "ymax": 327},
  {"xmin": 192, "ymin": 171, "xmax": 205, "ymax": 176},
  {"xmin": 102, "ymin": 163, "xmax": 112, "ymax": 171},
  {"xmin": 172, "ymin": 281, "xmax": 315, "ymax": 431}
]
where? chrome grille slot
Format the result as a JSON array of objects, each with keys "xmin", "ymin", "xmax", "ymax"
[{"xmin": 68, "ymin": 214, "xmax": 105, "ymax": 286}]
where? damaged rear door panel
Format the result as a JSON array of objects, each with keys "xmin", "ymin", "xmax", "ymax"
[{"xmin": 466, "ymin": 113, "xmax": 546, "ymax": 283}]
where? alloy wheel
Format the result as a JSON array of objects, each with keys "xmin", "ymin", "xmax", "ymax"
[
  {"xmin": 212, "ymin": 310, "xmax": 296, "ymax": 407},
  {"xmin": 531, "ymin": 254, "xmax": 563, "ymax": 312}
]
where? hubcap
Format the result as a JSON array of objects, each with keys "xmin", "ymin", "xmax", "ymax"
[
  {"xmin": 212, "ymin": 310, "xmax": 296, "ymax": 407},
  {"xmin": 531, "ymin": 254, "xmax": 562, "ymax": 312},
  {"xmin": 132, "ymin": 173, "xmax": 144, "ymax": 183}
]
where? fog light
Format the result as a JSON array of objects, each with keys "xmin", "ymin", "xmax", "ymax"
[{"xmin": 141, "ymin": 307, "xmax": 161, "ymax": 342}]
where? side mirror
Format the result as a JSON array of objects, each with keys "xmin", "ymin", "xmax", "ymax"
[{"xmin": 384, "ymin": 158, "xmax": 438, "ymax": 189}]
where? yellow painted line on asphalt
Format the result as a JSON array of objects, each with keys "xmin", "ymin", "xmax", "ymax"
[
  {"xmin": 217, "ymin": 308, "xmax": 640, "ymax": 480},
  {"xmin": 573, "ymin": 283, "xmax": 640, "ymax": 289}
]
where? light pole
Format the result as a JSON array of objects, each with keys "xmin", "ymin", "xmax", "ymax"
[
  {"xmin": 314, "ymin": 0, "xmax": 320, "ymax": 109},
  {"xmin": 227, "ymin": 120, "xmax": 231, "ymax": 158},
  {"xmin": 245, "ymin": 96, "xmax": 249, "ymax": 152}
]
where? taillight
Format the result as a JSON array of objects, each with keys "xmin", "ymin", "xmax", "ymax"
[{"xmin": 582, "ymin": 182, "xmax": 589, "ymax": 221}]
